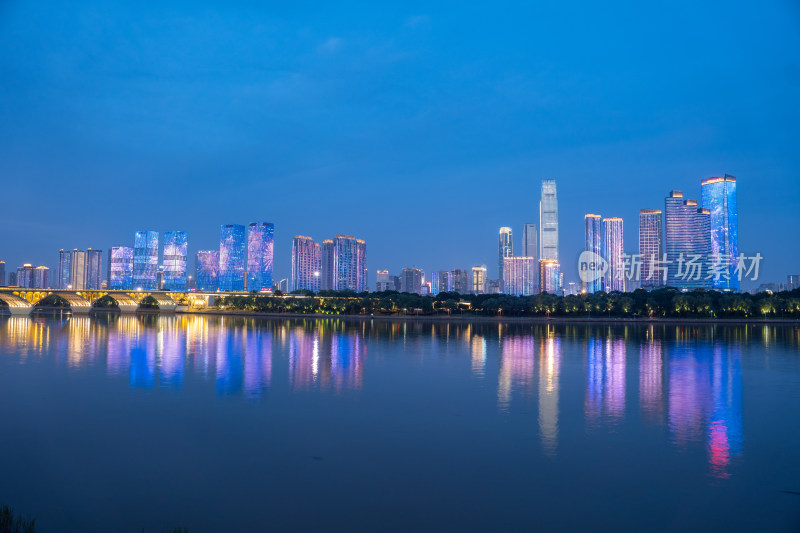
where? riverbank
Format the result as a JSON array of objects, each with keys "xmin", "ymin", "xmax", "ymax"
[{"xmin": 176, "ymin": 309, "xmax": 800, "ymax": 326}]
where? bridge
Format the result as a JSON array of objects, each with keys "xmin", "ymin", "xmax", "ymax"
[{"xmin": 0, "ymin": 288, "xmax": 196, "ymax": 316}]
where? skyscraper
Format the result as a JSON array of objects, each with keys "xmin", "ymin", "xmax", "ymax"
[
  {"xmin": 247, "ymin": 222, "xmax": 274, "ymax": 292},
  {"xmin": 70, "ymin": 249, "xmax": 87, "ymax": 290},
  {"xmin": 58, "ymin": 249, "xmax": 71, "ymax": 289},
  {"xmin": 503, "ymin": 257, "xmax": 536, "ymax": 296},
  {"xmin": 329, "ymin": 235, "xmax": 367, "ymax": 292},
  {"xmin": 320, "ymin": 240, "xmax": 335, "ymax": 291},
  {"xmin": 219, "ymin": 224, "xmax": 246, "ymax": 291},
  {"xmin": 538, "ymin": 260, "xmax": 561, "ymax": 294},
  {"xmin": 452, "ymin": 269, "xmax": 469, "ymax": 294},
  {"xmin": 16, "ymin": 264, "xmax": 34, "ymax": 288},
  {"xmin": 33, "ymin": 265, "xmax": 49, "ymax": 289},
  {"xmin": 291, "ymin": 236, "xmax": 321, "ymax": 292},
  {"xmin": 0, "ymin": 260, "xmax": 5, "ymax": 286},
  {"xmin": 471, "ymin": 265, "xmax": 487, "ymax": 294},
  {"xmin": 639, "ymin": 209, "xmax": 664, "ymax": 289},
  {"xmin": 163, "ymin": 231, "xmax": 188, "ymax": 291},
  {"xmin": 401, "ymin": 267, "xmax": 424, "ymax": 294},
  {"xmin": 195, "ymin": 251, "xmax": 220, "ymax": 291},
  {"xmin": 701, "ymin": 175, "xmax": 739, "ymax": 292},
  {"xmin": 133, "ymin": 231, "xmax": 159, "ymax": 290},
  {"xmin": 522, "ymin": 223, "xmax": 538, "ymax": 259},
  {"xmin": 539, "ymin": 180, "xmax": 559, "ymax": 261},
  {"xmin": 664, "ymin": 191, "xmax": 712, "ymax": 290},
  {"xmin": 584, "ymin": 214, "xmax": 602, "ymax": 293},
  {"xmin": 86, "ymin": 248, "xmax": 103, "ymax": 290},
  {"xmin": 109, "ymin": 246, "xmax": 134, "ymax": 290},
  {"xmin": 498, "ymin": 227, "xmax": 513, "ymax": 286},
  {"xmin": 602, "ymin": 217, "xmax": 624, "ymax": 292},
  {"xmin": 376, "ymin": 270, "xmax": 392, "ymax": 292}
]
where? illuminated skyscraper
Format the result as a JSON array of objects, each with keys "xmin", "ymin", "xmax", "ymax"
[
  {"xmin": 639, "ymin": 209, "xmax": 664, "ymax": 289},
  {"xmin": 665, "ymin": 191, "xmax": 711, "ymax": 290},
  {"xmin": 584, "ymin": 214, "xmax": 602, "ymax": 293},
  {"xmin": 503, "ymin": 257, "xmax": 536, "ymax": 296},
  {"xmin": 522, "ymin": 223, "xmax": 537, "ymax": 259},
  {"xmin": 471, "ymin": 265, "xmax": 487, "ymax": 294},
  {"xmin": 86, "ymin": 248, "xmax": 103, "ymax": 290},
  {"xmin": 602, "ymin": 217, "xmax": 624, "ymax": 292},
  {"xmin": 326, "ymin": 235, "xmax": 367, "ymax": 292},
  {"xmin": 70, "ymin": 249, "xmax": 87, "ymax": 290},
  {"xmin": 163, "ymin": 231, "xmax": 188, "ymax": 291},
  {"xmin": 247, "ymin": 222, "xmax": 274, "ymax": 292},
  {"xmin": 16, "ymin": 264, "xmax": 34, "ymax": 288},
  {"xmin": 539, "ymin": 260, "xmax": 561, "ymax": 294},
  {"xmin": 133, "ymin": 231, "xmax": 159, "ymax": 290},
  {"xmin": 195, "ymin": 251, "xmax": 219, "ymax": 291},
  {"xmin": 451, "ymin": 269, "xmax": 469, "ymax": 294},
  {"xmin": 291, "ymin": 236, "xmax": 320, "ymax": 292},
  {"xmin": 539, "ymin": 180, "xmax": 559, "ymax": 261},
  {"xmin": 33, "ymin": 265, "xmax": 49, "ymax": 289},
  {"xmin": 57, "ymin": 249, "xmax": 71, "ymax": 289},
  {"xmin": 108, "ymin": 246, "xmax": 134, "ymax": 290},
  {"xmin": 0, "ymin": 260, "xmax": 5, "ymax": 286},
  {"xmin": 701, "ymin": 175, "xmax": 739, "ymax": 292},
  {"xmin": 320, "ymin": 240, "xmax": 335, "ymax": 291},
  {"xmin": 219, "ymin": 224, "xmax": 246, "ymax": 291},
  {"xmin": 401, "ymin": 267, "xmax": 424, "ymax": 294},
  {"xmin": 498, "ymin": 227, "xmax": 513, "ymax": 287}
]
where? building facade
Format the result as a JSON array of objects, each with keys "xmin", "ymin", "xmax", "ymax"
[
  {"xmin": 471, "ymin": 265, "xmax": 487, "ymax": 294},
  {"xmin": 701, "ymin": 175, "xmax": 739, "ymax": 292},
  {"xmin": 401, "ymin": 267, "xmax": 424, "ymax": 294},
  {"xmin": 108, "ymin": 246, "xmax": 134, "ymax": 290},
  {"xmin": 539, "ymin": 180, "xmax": 559, "ymax": 261},
  {"xmin": 329, "ymin": 235, "xmax": 367, "ymax": 292},
  {"xmin": 163, "ymin": 231, "xmax": 188, "ymax": 291},
  {"xmin": 133, "ymin": 231, "xmax": 159, "ymax": 290},
  {"xmin": 86, "ymin": 249, "xmax": 102, "ymax": 290},
  {"xmin": 69, "ymin": 249, "xmax": 87, "ymax": 290},
  {"xmin": 219, "ymin": 224, "xmax": 246, "ymax": 291},
  {"xmin": 584, "ymin": 214, "xmax": 603, "ymax": 293},
  {"xmin": 291, "ymin": 236, "xmax": 321, "ymax": 292},
  {"xmin": 195, "ymin": 251, "xmax": 220, "ymax": 291},
  {"xmin": 320, "ymin": 240, "xmax": 335, "ymax": 291},
  {"xmin": 498, "ymin": 227, "xmax": 513, "ymax": 287},
  {"xmin": 0, "ymin": 260, "xmax": 5, "ymax": 286},
  {"xmin": 639, "ymin": 209, "xmax": 664, "ymax": 289},
  {"xmin": 522, "ymin": 223, "xmax": 538, "ymax": 259},
  {"xmin": 539, "ymin": 260, "xmax": 561, "ymax": 294},
  {"xmin": 664, "ymin": 191, "xmax": 712, "ymax": 290},
  {"xmin": 57, "ymin": 249, "xmax": 71, "ymax": 289},
  {"xmin": 602, "ymin": 217, "xmax": 624, "ymax": 292},
  {"xmin": 503, "ymin": 257, "xmax": 536, "ymax": 296},
  {"xmin": 247, "ymin": 222, "xmax": 274, "ymax": 292}
]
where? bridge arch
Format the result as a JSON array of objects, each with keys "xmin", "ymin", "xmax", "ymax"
[
  {"xmin": 92, "ymin": 293, "xmax": 139, "ymax": 313},
  {"xmin": 34, "ymin": 293, "xmax": 92, "ymax": 314},
  {"xmin": 0, "ymin": 293, "xmax": 34, "ymax": 315},
  {"xmin": 139, "ymin": 293, "xmax": 177, "ymax": 312}
]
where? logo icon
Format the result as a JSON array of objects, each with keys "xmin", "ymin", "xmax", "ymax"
[{"xmin": 578, "ymin": 251, "xmax": 608, "ymax": 283}]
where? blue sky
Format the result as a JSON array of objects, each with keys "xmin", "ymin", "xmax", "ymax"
[{"xmin": 1, "ymin": 0, "xmax": 798, "ymax": 288}]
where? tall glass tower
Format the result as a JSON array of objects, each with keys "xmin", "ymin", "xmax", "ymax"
[
  {"xmin": 602, "ymin": 217, "xmax": 624, "ymax": 292},
  {"xmin": 522, "ymin": 223, "xmax": 537, "ymax": 259},
  {"xmin": 109, "ymin": 246, "xmax": 134, "ymax": 290},
  {"xmin": 701, "ymin": 175, "xmax": 739, "ymax": 292},
  {"xmin": 86, "ymin": 249, "xmax": 103, "ymax": 290},
  {"xmin": 291, "ymin": 236, "xmax": 321, "ymax": 292},
  {"xmin": 498, "ymin": 227, "xmax": 513, "ymax": 287},
  {"xmin": 163, "ymin": 231, "xmax": 188, "ymax": 291},
  {"xmin": 195, "ymin": 251, "xmax": 219, "ymax": 291},
  {"xmin": 639, "ymin": 209, "xmax": 664, "ymax": 289},
  {"xmin": 539, "ymin": 180, "xmax": 559, "ymax": 262},
  {"xmin": 69, "ymin": 249, "xmax": 87, "ymax": 290},
  {"xmin": 247, "ymin": 222, "xmax": 274, "ymax": 292},
  {"xmin": 57, "ymin": 249, "xmax": 71, "ymax": 289},
  {"xmin": 584, "ymin": 214, "xmax": 602, "ymax": 293},
  {"xmin": 664, "ymin": 191, "xmax": 711, "ymax": 290},
  {"xmin": 219, "ymin": 224, "xmax": 246, "ymax": 291},
  {"xmin": 133, "ymin": 231, "xmax": 159, "ymax": 290}
]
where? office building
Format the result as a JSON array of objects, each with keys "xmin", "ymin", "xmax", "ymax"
[
  {"xmin": 430, "ymin": 271, "xmax": 453, "ymax": 296},
  {"xmin": 664, "ymin": 191, "xmax": 711, "ymax": 290},
  {"xmin": 58, "ymin": 249, "xmax": 71, "ymax": 289},
  {"xmin": 70, "ymin": 249, "xmax": 87, "ymax": 290},
  {"xmin": 16, "ymin": 264, "xmax": 34, "ymax": 288},
  {"xmin": 0, "ymin": 260, "xmax": 5, "ymax": 286},
  {"xmin": 133, "ymin": 231, "xmax": 159, "ymax": 290},
  {"xmin": 639, "ymin": 209, "xmax": 664, "ymax": 289},
  {"xmin": 584, "ymin": 214, "xmax": 602, "ymax": 293},
  {"xmin": 86, "ymin": 249, "xmax": 103, "ymax": 290},
  {"xmin": 602, "ymin": 217, "xmax": 624, "ymax": 292},
  {"xmin": 108, "ymin": 246, "xmax": 134, "ymax": 290},
  {"xmin": 503, "ymin": 257, "xmax": 536, "ymax": 296},
  {"xmin": 539, "ymin": 260, "xmax": 561, "ymax": 294},
  {"xmin": 376, "ymin": 270, "xmax": 400, "ymax": 292},
  {"xmin": 401, "ymin": 267, "xmax": 424, "ymax": 294},
  {"xmin": 219, "ymin": 224, "xmax": 246, "ymax": 291},
  {"xmin": 196, "ymin": 251, "xmax": 219, "ymax": 291},
  {"xmin": 163, "ymin": 231, "xmax": 188, "ymax": 291},
  {"xmin": 701, "ymin": 175, "xmax": 739, "ymax": 292},
  {"xmin": 291, "ymin": 236, "xmax": 321, "ymax": 292},
  {"xmin": 247, "ymin": 222, "xmax": 274, "ymax": 292},
  {"xmin": 539, "ymin": 180, "xmax": 559, "ymax": 261},
  {"xmin": 498, "ymin": 227, "xmax": 513, "ymax": 287},
  {"xmin": 471, "ymin": 265, "xmax": 487, "ymax": 294},
  {"xmin": 522, "ymin": 223, "xmax": 538, "ymax": 259},
  {"xmin": 451, "ymin": 269, "xmax": 469, "ymax": 294}
]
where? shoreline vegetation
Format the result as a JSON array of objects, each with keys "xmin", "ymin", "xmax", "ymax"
[{"xmin": 194, "ymin": 287, "xmax": 800, "ymax": 323}]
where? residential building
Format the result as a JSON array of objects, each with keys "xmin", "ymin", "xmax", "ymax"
[
  {"xmin": 291, "ymin": 235, "xmax": 320, "ymax": 292},
  {"xmin": 639, "ymin": 209, "xmax": 664, "ymax": 289},
  {"xmin": 539, "ymin": 260, "xmax": 561, "ymax": 294},
  {"xmin": 329, "ymin": 235, "xmax": 367, "ymax": 292},
  {"xmin": 401, "ymin": 267, "xmax": 424, "ymax": 294},
  {"xmin": 498, "ymin": 227, "xmax": 513, "ymax": 287},
  {"xmin": 86, "ymin": 248, "xmax": 103, "ymax": 290},
  {"xmin": 58, "ymin": 249, "xmax": 71, "ymax": 289},
  {"xmin": 503, "ymin": 257, "xmax": 536, "ymax": 296},
  {"xmin": 320, "ymin": 240, "xmax": 335, "ymax": 291},
  {"xmin": 602, "ymin": 217, "xmax": 624, "ymax": 292},
  {"xmin": 70, "ymin": 249, "xmax": 87, "ymax": 290},
  {"xmin": 471, "ymin": 265, "xmax": 487, "ymax": 294},
  {"xmin": 0, "ymin": 260, "xmax": 5, "ymax": 286},
  {"xmin": 584, "ymin": 214, "xmax": 602, "ymax": 293}
]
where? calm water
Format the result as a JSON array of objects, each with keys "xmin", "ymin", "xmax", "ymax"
[{"xmin": 1, "ymin": 315, "xmax": 799, "ymax": 532}]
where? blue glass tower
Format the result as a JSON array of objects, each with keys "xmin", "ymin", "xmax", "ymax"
[
  {"xmin": 247, "ymin": 222, "xmax": 274, "ymax": 292},
  {"xmin": 195, "ymin": 251, "xmax": 219, "ymax": 291},
  {"xmin": 219, "ymin": 224, "xmax": 246, "ymax": 291},
  {"xmin": 109, "ymin": 246, "xmax": 134, "ymax": 289},
  {"xmin": 133, "ymin": 231, "xmax": 159, "ymax": 290},
  {"xmin": 163, "ymin": 231, "xmax": 188, "ymax": 291},
  {"xmin": 584, "ymin": 214, "xmax": 602, "ymax": 293},
  {"xmin": 701, "ymin": 175, "xmax": 739, "ymax": 292},
  {"xmin": 664, "ymin": 191, "xmax": 711, "ymax": 290}
]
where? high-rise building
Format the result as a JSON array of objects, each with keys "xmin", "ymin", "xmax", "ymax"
[
  {"xmin": 451, "ymin": 269, "xmax": 469, "ymax": 294},
  {"xmin": 320, "ymin": 240, "xmax": 335, "ymax": 291},
  {"xmin": 70, "ymin": 249, "xmax": 87, "ymax": 290},
  {"xmin": 219, "ymin": 224, "xmax": 246, "ymax": 291},
  {"xmin": 522, "ymin": 223, "xmax": 538, "ymax": 259},
  {"xmin": 16, "ymin": 264, "xmax": 48, "ymax": 288},
  {"xmin": 8, "ymin": 272, "xmax": 17, "ymax": 287},
  {"xmin": 539, "ymin": 260, "xmax": 561, "ymax": 294},
  {"xmin": 163, "ymin": 231, "xmax": 188, "ymax": 291},
  {"xmin": 133, "ymin": 231, "xmax": 159, "ymax": 290},
  {"xmin": 16, "ymin": 264, "xmax": 34, "ymax": 288},
  {"xmin": 196, "ymin": 251, "xmax": 220, "ymax": 291},
  {"xmin": 86, "ymin": 249, "xmax": 103, "ymax": 290},
  {"xmin": 639, "ymin": 209, "xmax": 664, "ymax": 289},
  {"xmin": 539, "ymin": 180, "xmax": 559, "ymax": 261},
  {"xmin": 58, "ymin": 249, "xmax": 71, "ymax": 289},
  {"xmin": 701, "ymin": 175, "xmax": 739, "ymax": 292},
  {"xmin": 0, "ymin": 260, "xmax": 5, "ymax": 286},
  {"xmin": 471, "ymin": 265, "xmax": 487, "ymax": 294},
  {"xmin": 33, "ymin": 266, "xmax": 49, "ymax": 288},
  {"xmin": 291, "ymin": 236, "xmax": 321, "ymax": 292},
  {"xmin": 664, "ymin": 191, "xmax": 712, "ymax": 290},
  {"xmin": 602, "ymin": 217, "xmax": 624, "ymax": 292},
  {"xmin": 430, "ymin": 271, "xmax": 452, "ymax": 296},
  {"xmin": 584, "ymin": 214, "xmax": 603, "ymax": 293},
  {"xmin": 788, "ymin": 275, "xmax": 800, "ymax": 291},
  {"xmin": 503, "ymin": 257, "xmax": 536, "ymax": 296},
  {"xmin": 498, "ymin": 227, "xmax": 513, "ymax": 287},
  {"xmin": 376, "ymin": 270, "xmax": 391, "ymax": 292},
  {"xmin": 108, "ymin": 246, "xmax": 134, "ymax": 290},
  {"xmin": 328, "ymin": 235, "xmax": 367, "ymax": 292},
  {"xmin": 247, "ymin": 222, "xmax": 274, "ymax": 292},
  {"xmin": 401, "ymin": 267, "xmax": 424, "ymax": 294}
]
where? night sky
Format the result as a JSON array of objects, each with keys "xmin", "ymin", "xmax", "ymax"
[{"xmin": 1, "ymin": 0, "xmax": 798, "ymax": 288}]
